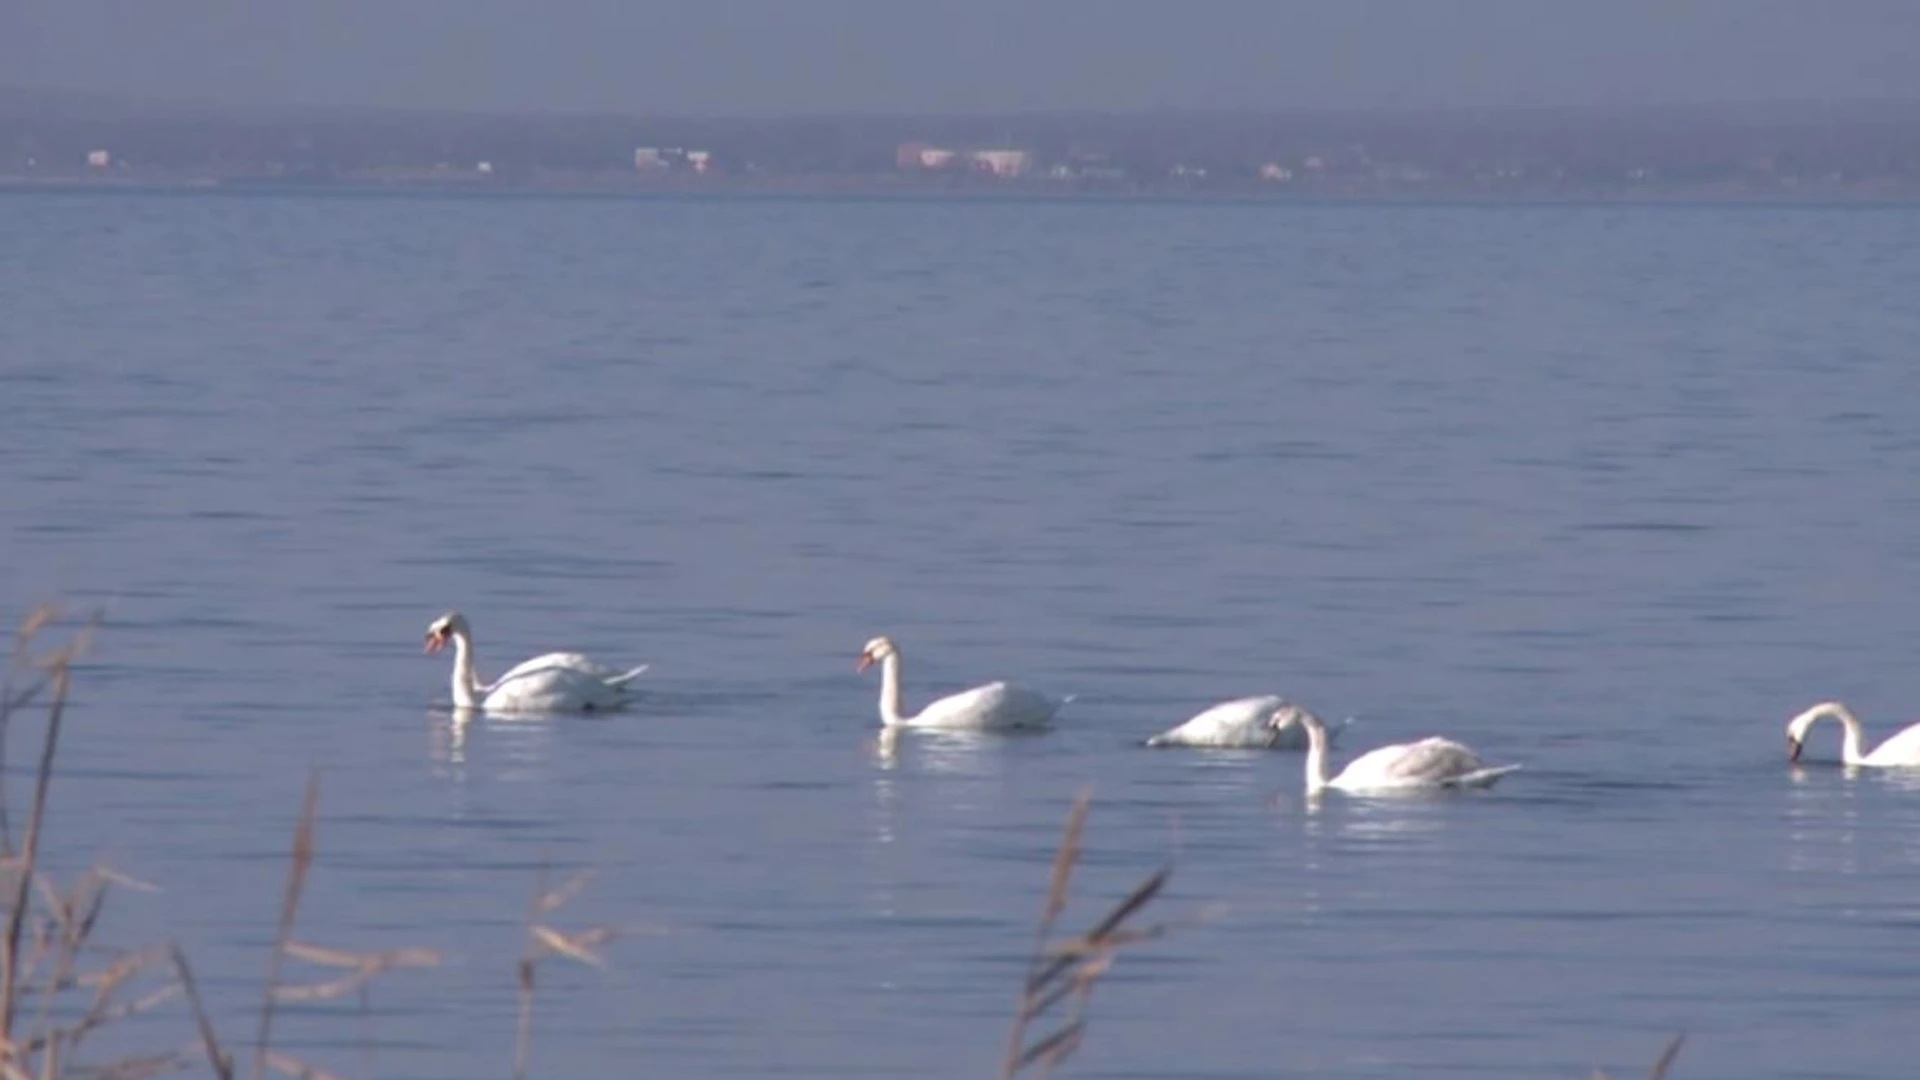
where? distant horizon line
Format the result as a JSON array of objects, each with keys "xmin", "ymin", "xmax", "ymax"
[{"xmin": 9, "ymin": 80, "xmax": 1920, "ymax": 125}]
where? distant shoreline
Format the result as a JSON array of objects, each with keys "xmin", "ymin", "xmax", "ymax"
[
  {"xmin": 11, "ymin": 86, "xmax": 1920, "ymax": 206},
  {"xmin": 5, "ymin": 173, "xmax": 1917, "ymax": 207}
]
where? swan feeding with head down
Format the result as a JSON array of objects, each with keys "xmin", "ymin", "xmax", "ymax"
[
  {"xmin": 424, "ymin": 611, "xmax": 648, "ymax": 715},
  {"xmin": 1785, "ymin": 700, "xmax": 1920, "ymax": 767},
  {"xmin": 1143, "ymin": 694, "xmax": 1352, "ymax": 750},
  {"xmin": 856, "ymin": 635, "xmax": 1072, "ymax": 730},
  {"xmin": 1271, "ymin": 708, "xmax": 1519, "ymax": 795}
]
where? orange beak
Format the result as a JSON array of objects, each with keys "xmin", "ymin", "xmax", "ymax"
[
  {"xmin": 1787, "ymin": 736, "xmax": 1802, "ymax": 762},
  {"xmin": 856, "ymin": 653, "xmax": 873, "ymax": 673},
  {"xmin": 425, "ymin": 632, "xmax": 445, "ymax": 655}
]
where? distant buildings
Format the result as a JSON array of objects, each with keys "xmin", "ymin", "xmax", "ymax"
[
  {"xmin": 969, "ymin": 149, "xmax": 1031, "ymax": 177},
  {"xmin": 894, "ymin": 143, "xmax": 1033, "ymax": 177},
  {"xmin": 895, "ymin": 142, "xmax": 956, "ymax": 169},
  {"xmin": 634, "ymin": 146, "xmax": 713, "ymax": 174}
]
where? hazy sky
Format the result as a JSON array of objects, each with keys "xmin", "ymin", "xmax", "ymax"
[{"xmin": 6, "ymin": 0, "xmax": 1920, "ymax": 115}]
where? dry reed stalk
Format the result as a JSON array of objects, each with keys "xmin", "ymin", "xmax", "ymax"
[
  {"xmin": 0, "ymin": 608, "xmax": 101, "ymax": 1064},
  {"xmin": 248, "ymin": 773, "xmax": 319, "ymax": 1080},
  {"xmin": 27, "ymin": 872, "xmax": 136, "ymax": 1049},
  {"xmin": 1592, "ymin": 1033, "xmax": 1687, "ymax": 1080},
  {"xmin": 268, "ymin": 943, "xmax": 440, "ymax": 1003},
  {"xmin": 999, "ymin": 786, "xmax": 1173, "ymax": 1080},
  {"xmin": 512, "ymin": 866, "xmax": 620, "ymax": 1080},
  {"xmin": 0, "ymin": 606, "xmax": 52, "ymax": 856},
  {"xmin": 235, "ymin": 780, "xmax": 439, "ymax": 1080},
  {"xmin": 260, "ymin": 1050, "xmax": 347, "ymax": 1080},
  {"xmin": 169, "ymin": 947, "xmax": 232, "ymax": 1080},
  {"xmin": 81, "ymin": 1046, "xmax": 195, "ymax": 1080}
]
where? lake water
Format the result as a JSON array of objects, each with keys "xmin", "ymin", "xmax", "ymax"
[{"xmin": 4, "ymin": 189, "xmax": 1920, "ymax": 1079}]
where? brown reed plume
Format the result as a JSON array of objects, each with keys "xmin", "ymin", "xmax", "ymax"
[
  {"xmin": 246, "ymin": 772, "xmax": 445, "ymax": 1080},
  {"xmin": 512, "ymin": 865, "xmax": 621, "ymax": 1080},
  {"xmin": 1593, "ymin": 1032, "xmax": 1687, "ymax": 1080},
  {"xmin": 999, "ymin": 785, "xmax": 1173, "ymax": 1080}
]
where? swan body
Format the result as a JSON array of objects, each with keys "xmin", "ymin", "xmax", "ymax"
[
  {"xmin": 424, "ymin": 611, "xmax": 647, "ymax": 715},
  {"xmin": 1786, "ymin": 700, "xmax": 1920, "ymax": 767},
  {"xmin": 1273, "ymin": 709, "xmax": 1519, "ymax": 795},
  {"xmin": 856, "ymin": 635, "xmax": 1070, "ymax": 730},
  {"xmin": 1143, "ymin": 695, "xmax": 1351, "ymax": 750}
]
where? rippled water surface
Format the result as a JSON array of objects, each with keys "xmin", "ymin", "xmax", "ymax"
[{"xmin": 5, "ymin": 190, "xmax": 1920, "ymax": 1079}]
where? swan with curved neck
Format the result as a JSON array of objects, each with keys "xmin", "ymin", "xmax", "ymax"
[
  {"xmin": 856, "ymin": 635, "xmax": 1070, "ymax": 730},
  {"xmin": 1786, "ymin": 700, "xmax": 1920, "ymax": 767},
  {"xmin": 424, "ymin": 611, "xmax": 648, "ymax": 715},
  {"xmin": 1271, "ymin": 709, "xmax": 1519, "ymax": 795},
  {"xmin": 1143, "ymin": 695, "xmax": 1352, "ymax": 750}
]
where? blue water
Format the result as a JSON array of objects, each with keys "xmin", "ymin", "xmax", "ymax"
[{"xmin": 5, "ymin": 190, "xmax": 1920, "ymax": 1079}]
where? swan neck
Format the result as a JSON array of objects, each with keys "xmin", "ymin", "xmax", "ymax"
[
  {"xmin": 1301, "ymin": 714, "xmax": 1332, "ymax": 794},
  {"xmin": 449, "ymin": 630, "xmax": 482, "ymax": 709},
  {"xmin": 1830, "ymin": 704, "xmax": 1867, "ymax": 763},
  {"xmin": 877, "ymin": 652, "xmax": 908, "ymax": 726}
]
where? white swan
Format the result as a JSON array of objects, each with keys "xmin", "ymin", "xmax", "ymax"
[
  {"xmin": 424, "ymin": 611, "xmax": 648, "ymax": 715},
  {"xmin": 1786, "ymin": 700, "xmax": 1920, "ymax": 767},
  {"xmin": 856, "ymin": 635, "xmax": 1070, "ymax": 730},
  {"xmin": 1273, "ymin": 709, "xmax": 1520, "ymax": 795},
  {"xmin": 1143, "ymin": 695, "xmax": 1352, "ymax": 750}
]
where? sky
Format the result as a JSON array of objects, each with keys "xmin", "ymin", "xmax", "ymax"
[{"xmin": 5, "ymin": 0, "xmax": 1920, "ymax": 116}]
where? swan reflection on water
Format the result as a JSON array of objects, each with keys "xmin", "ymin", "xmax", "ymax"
[
  {"xmin": 1293, "ymin": 794, "xmax": 1450, "ymax": 843},
  {"xmin": 426, "ymin": 707, "xmax": 555, "ymax": 785},
  {"xmin": 869, "ymin": 722, "xmax": 1046, "ymax": 773},
  {"xmin": 1785, "ymin": 752, "xmax": 1920, "ymax": 876},
  {"xmin": 863, "ymin": 722, "xmax": 1045, "ymax": 858}
]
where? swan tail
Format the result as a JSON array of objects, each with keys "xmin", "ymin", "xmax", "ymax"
[
  {"xmin": 1445, "ymin": 763, "xmax": 1521, "ymax": 789},
  {"xmin": 603, "ymin": 664, "xmax": 650, "ymax": 687}
]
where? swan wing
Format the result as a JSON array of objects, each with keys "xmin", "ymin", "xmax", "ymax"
[
  {"xmin": 481, "ymin": 652, "xmax": 638, "ymax": 714},
  {"xmin": 910, "ymin": 680, "xmax": 1063, "ymax": 730},
  {"xmin": 487, "ymin": 651, "xmax": 608, "ymax": 686},
  {"xmin": 1382, "ymin": 737, "xmax": 1488, "ymax": 781},
  {"xmin": 487, "ymin": 650, "xmax": 646, "ymax": 689},
  {"xmin": 1863, "ymin": 720, "xmax": 1920, "ymax": 766},
  {"xmin": 1333, "ymin": 737, "xmax": 1489, "ymax": 789},
  {"xmin": 1144, "ymin": 695, "xmax": 1282, "ymax": 747}
]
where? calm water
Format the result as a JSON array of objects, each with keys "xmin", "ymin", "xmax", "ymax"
[{"xmin": 4, "ymin": 190, "xmax": 1920, "ymax": 1079}]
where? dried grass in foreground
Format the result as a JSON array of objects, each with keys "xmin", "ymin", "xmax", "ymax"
[
  {"xmin": 0, "ymin": 604, "xmax": 186, "ymax": 1080},
  {"xmin": 513, "ymin": 867, "xmax": 621, "ymax": 1080},
  {"xmin": 999, "ymin": 785, "xmax": 1173, "ymax": 1080},
  {"xmin": 1593, "ymin": 1032, "xmax": 1687, "ymax": 1080}
]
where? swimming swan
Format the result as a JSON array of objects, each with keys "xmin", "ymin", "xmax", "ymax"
[
  {"xmin": 856, "ymin": 635, "xmax": 1070, "ymax": 730},
  {"xmin": 1785, "ymin": 700, "xmax": 1920, "ymax": 767},
  {"xmin": 1143, "ymin": 694, "xmax": 1351, "ymax": 750},
  {"xmin": 1272, "ymin": 709, "xmax": 1519, "ymax": 795},
  {"xmin": 424, "ymin": 611, "xmax": 648, "ymax": 714}
]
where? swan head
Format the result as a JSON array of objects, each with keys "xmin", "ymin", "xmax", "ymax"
[
  {"xmin": 856, "ymin": 635, "xmax": 898, "ymax": 673},
  {"xmin": 1785, "ymin": 700, "xmax": 1847, "ymax": 762},
  {"xmin": 424, "ymin": 611, "xmax": 470, "ymax": 655},
  {"xmin": 1265, "ymin": 702, "xmax": 1317, "ymax": 735}
]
